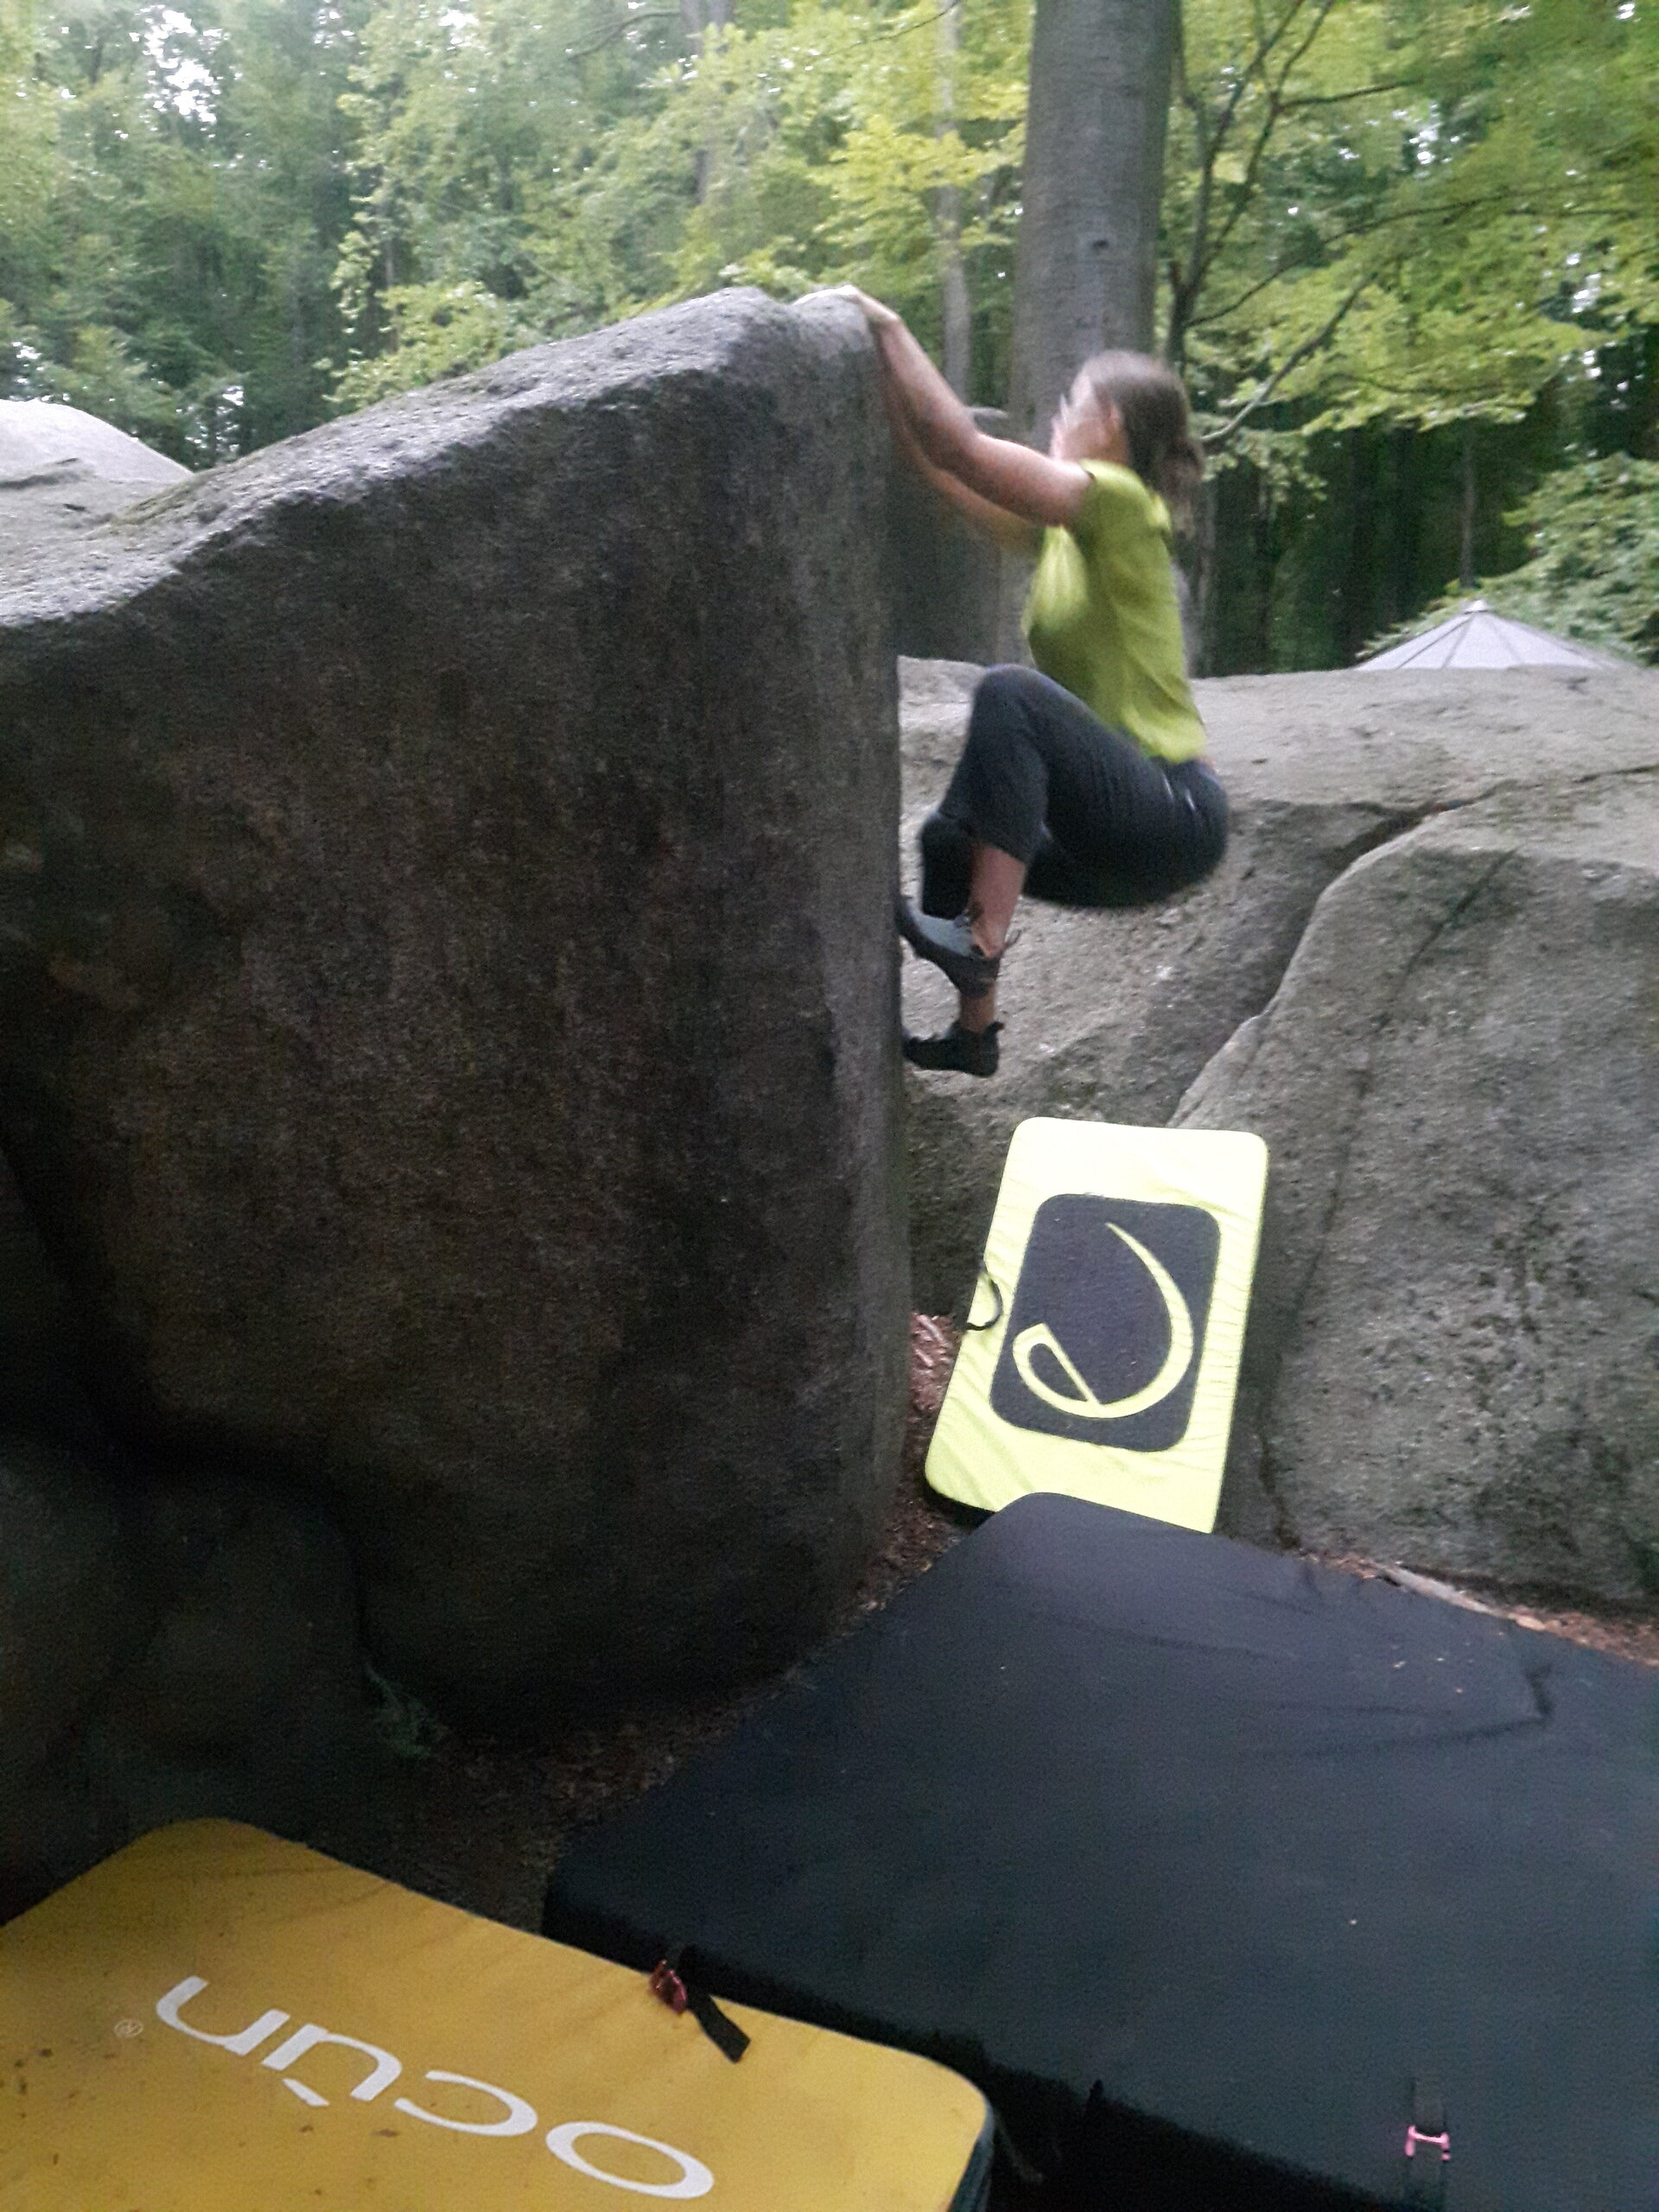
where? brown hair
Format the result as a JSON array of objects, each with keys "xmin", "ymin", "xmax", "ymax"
[{"xmin": 1074, "ymin": 352, "xmax": 1204, "ymax": 531}]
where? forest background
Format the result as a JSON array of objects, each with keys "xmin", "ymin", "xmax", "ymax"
[{"xmin": 1, "ymin": 0, "xmax": 1655, "ymax": 671}]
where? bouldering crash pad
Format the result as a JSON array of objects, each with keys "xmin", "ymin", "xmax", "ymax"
[
  {"xmin": 544, "ymin": 1496, "xmax": 1656, "ymax": 2210},
  {"xmin": 927, "ymin": 1118, "xmax": 1267, "ymax": 1529},
  {"xmin": 0, "ymin": 1820, "xmax": 989, "ymax": 2212}
]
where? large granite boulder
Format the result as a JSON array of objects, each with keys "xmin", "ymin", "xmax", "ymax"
[
  {"xmin": 1178, "ymin": 771, "xmax": 1658, "ymax": 1596},
  {"xmin": 900, "ymin": 658, "xmax": 1659, "ymax": 1602},
  {"xmin": 0, "ymin": 1440, "xmax": 367, "ymax": 1919},
  {"xmin": 887, "ymin": 408, "xmax": 1011, "ymax": 662},
  {"xmin": 91, "ymin": 1473, "xmax": 361, "ymax": 1770},
  {"xmin": 0, "ymin": 1438, "xmax": 149, "ymax": 1803},
  {"xmin": 0, "ymin": 291, "xmax": 906, "ymax": 1728},
  {"xmin": 0, "ymin": 1152, "xmax": 106, "ymax": 1452}
]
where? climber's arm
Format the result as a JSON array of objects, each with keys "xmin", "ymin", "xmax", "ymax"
[
  {"xmin": 889, "ymin": 404, "xmax": 1043, "ymax": 555},
  {"xmin": 831, "ymin": 288, "xmax": 1089, "ymax": 530}
]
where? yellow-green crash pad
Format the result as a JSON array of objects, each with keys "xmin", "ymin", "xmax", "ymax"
[{"xmin": 927, "ymin": 1118, "xmax": 1267, "ymax": 1530}]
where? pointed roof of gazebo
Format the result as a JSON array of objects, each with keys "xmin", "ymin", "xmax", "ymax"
[{"xmin": 1356, "ymin": 599, "xmax": 1618, "ymax": 671}]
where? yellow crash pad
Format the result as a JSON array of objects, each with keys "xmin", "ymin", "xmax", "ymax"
[
  {"xmin": 927, "ymin": 1118, "xmax": 1267, "ymax": 1529},
  {"xmin": 0, "ymin": 1821, "xmax": 988, "ymax": 2211}
]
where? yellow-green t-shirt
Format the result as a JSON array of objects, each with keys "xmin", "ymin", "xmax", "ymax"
[{"xmin": 1022, "ymin": 460, "xmax": 1206, "ymax": 763}]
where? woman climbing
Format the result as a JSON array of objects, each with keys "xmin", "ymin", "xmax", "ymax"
[{"xmin": 835, "ymin": 287, "xmax": 1226, "ymax": 1077}]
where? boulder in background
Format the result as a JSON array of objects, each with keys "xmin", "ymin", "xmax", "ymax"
[
  {"xmin": 900, "ymin": 658, "xmax": 1659, "ymax": 1604},
  {"xmin": 899, "ymin": 661, "xmax": 1659, "ymax": 1309},
  {"xmin": 1179, "ymin": 771, "xmax": 1658, "ymax": 1596},
  {"xmin": 0, "ymin": 398, "xmax": 189, "ymax": 573}
]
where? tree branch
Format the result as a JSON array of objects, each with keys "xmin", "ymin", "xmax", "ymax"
[
  {"xmin": 1219, "ymin": 0, "xmax": 1345, "ymax": 244},
  {"xmin": 1184, "ymin": 184, "xmax": 1605, "ymax": 333},
  {"xmin": 1243, "ymin": 0, "xmax": 1322, "ymax": 83},
  {"xmin": 566, "ymin": 8, "xmax": 681, "ymax": 59},
  {"xmin": 859, "ymin": 1, "xmax": 966, "ymax": 48},
  {"xmin": 1278, "ymin": 77, "xmax": 1418, "ymax": 109},
  {"xmin": 1172, "ymin": 0, "xmax": 1340, "ymax": 349},
  {"xmin": 1201, "ymin": 275, "xmax": 1370, "ymax": 444}
]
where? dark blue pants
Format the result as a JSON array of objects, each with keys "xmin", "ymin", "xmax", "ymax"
[{"xmin": 921, "ymin": 664, "xmax": 1228, "ymax": 913}]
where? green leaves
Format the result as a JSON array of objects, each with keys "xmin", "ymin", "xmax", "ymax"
[
  {"xmin": 327, "ymin": 278, "xmax": 543, "ymax": 404},
  {"xmin": 0, "ymin": 0, "xmax": 365, "ymax": 455},
  {"xmin": 1364, "ymin": 455, "xmax": 1659, "ymax": 664},
  {"xmin": 1167, "ymin": 0, "xmax": 1657, "ymax": 441},
  {"xmin": 317, "ymin": 0, "xmax": 1029, "ymax": 408},
  {"xmin": 1482, "ymin": 456, "xmax": 1659, "ymax": 659},
  {"xmin": 0, "ymin": 0, "xmax": 1650, "ymax": 682}
]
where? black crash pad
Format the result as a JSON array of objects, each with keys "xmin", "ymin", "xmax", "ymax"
[{"xmin": 545, "ymin": 1496, "xmax": 1656, "ymax": 2210}]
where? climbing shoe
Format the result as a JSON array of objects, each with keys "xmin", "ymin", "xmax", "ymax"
[
  {"xmin": 903, "ymin": 1021, "xmax": 1002, "ymax": 1077},
  {"xmin": 895, "ymin": 894, "xmax": 1001, "ymax": 997}
]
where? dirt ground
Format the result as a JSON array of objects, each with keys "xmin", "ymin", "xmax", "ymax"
[{"xmin": 353, "ymin": 1313, "xmax": 1658, "ymax": 1936}]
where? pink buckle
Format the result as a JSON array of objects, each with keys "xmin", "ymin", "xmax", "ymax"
[
  {"xmin": 649, "ymin": 1960, "xmax": 689, "ymax": 2014},
  {"xmin": 1405, "ymin": 2125, "xmax": 1451, "ymax": 2162}
]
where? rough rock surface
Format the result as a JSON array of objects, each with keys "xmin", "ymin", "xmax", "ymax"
[
  {"xmin": 0, "ymin": 1153, "xmax": 106, "ymax": 1452},
  {"xmin": 900, "ymin": 657, "xmax": 1658, "ymax": 1601},
  {"xmin": 0, "ymin": 1445, "xmax": 367, "ymax": 1916},
  {"xmin": 93, "ymin": 1475, "xmax": 361, "ymax": 1766},
  {"xmin": 0, "ymin": 1438, "xmax": 148, "ymax": 1796},
  {"xmin": 0, "ymin": 291, "xmax": 906, "ymax": 1727},
  {"xmin": 887, "ymin": 407, "xmax": 1010, "ymax": 663},
  {"xmin": 1178, "ymin": 772, "xmax": 1657, "ymax": 1595}
]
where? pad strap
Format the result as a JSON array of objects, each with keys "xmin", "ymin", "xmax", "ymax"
[
  {"xmin": 1402, "ymin": 2077, "xmax": 1450, "ymax": 2209},
  {"xmin": 649, "ymin": 1946, "xmax": 750, "ymax": 2063}
]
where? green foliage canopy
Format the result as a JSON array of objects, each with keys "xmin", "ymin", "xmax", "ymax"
[
  {"xmin": 0, "ymin": 0, "xmax": 1653, "ymax": 660},
  {"xmin": 327, "ymin": 0, "xmax": 1027, "ymax": 403},
  {"xmin": 1166, "ymin": 0, "xmax": 1659, "ymax": 440},
  {"xmin": 0, "ymin": 0, "xmax": 363, "ymax": 454}
]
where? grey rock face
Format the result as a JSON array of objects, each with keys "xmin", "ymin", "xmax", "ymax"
[
  {"xmin": 0, "ymin": 1438, "xmax": 149, "ymax": 1791},
  {"xmin": 898, "ymin": 661, "xmax": 1585, "ymax": 1309},
  {"xmin": 899, "ymin": 656, "xmax": 1659, "ymax": 1601},
  {"xmin": 1178, "ymin": 772, "xmax": 1658, "ymax": 1594},
  {"xmin": 0, "ymin": 1153, "xmax": 106, "ymax": 1452},
  {"xmin": 94, "ymin": 1476, "xmax": 360, "ymax": 1764},
  {"xmin": 0, "ymin": 1447, "xmax": 367, "ymax": 1916},
  {"xmin": 887, "ymin": 409, "xmax": 1010, "ymax": 662},
  {"xmin": 0, "ymin": 399, "xmax": 188, "ymax": 489},
  {"xmin": 0, "ymin": 291, "xmax": 906, "ymax": 1727},
  {"xmin": 901, "ymin": 785, "xmax": 1405, "ymax": 1311},
  {"xmin": 78, "ymin": 1474, "xmax": 371, "ymax": 1869}
]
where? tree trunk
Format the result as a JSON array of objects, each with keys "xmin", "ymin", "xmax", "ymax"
[
  {"xmin": 682, "ymin": 0, "xmax": 728, "ymax": 204},
  {"xmin": 940, "ymin": 230, "xmax": 972, "ymax": 398},
  {"xmin": 679, "ymin": 0, "xmax": 728, "ymax": 35},
  {"xmin": 1459, "ymin": 417, "xmax": 1478, "ymax": 591},
  {"xmin": 936, "ymin": 1, "xmax": 971, "ymax": 397},
  {"xmin": 1385, "ymin": 425, "xmax": 1414, "ymax": 629},
  {"xmin": 1007, "ymin": 0, "xmax": 1179, "ymax": 445},
  {"xmin": 1188, "ymin": 473, "xmax": 1217, "ymax": 674}
]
